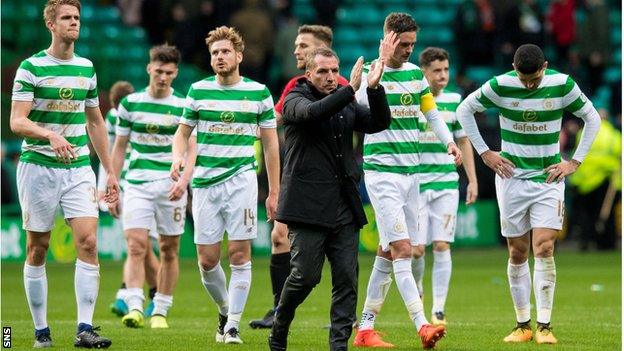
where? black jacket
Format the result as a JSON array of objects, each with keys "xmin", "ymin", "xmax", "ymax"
[{"xmin": 276, "ymin": 78, "xmax": 392, "ymax": 229}]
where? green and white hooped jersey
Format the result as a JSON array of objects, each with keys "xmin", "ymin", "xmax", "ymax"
[
  {"xmin": 418, "ymin": 90, "xmax": 465, "ymax": 192},
  {"xmin": 116, "ymin": 88, "xmax": 185, "ymax": 184},
  {"xmin": 105, "ymin": 108, "xmax": 130, "ymax": 181},
  {"xmin": 12, "ymin": 50, "xmax": 98, "ymax": 168},
  {"xmin": 180, "ymin": 76, "xmax": 276, "ymax": 188},
  {"xmin": 475, "ymin": 69, "xmax": 590, "ymax": 182},
  {"xmin": 357, "ymin": 62, "xmax": 431, "ymax": 174}
]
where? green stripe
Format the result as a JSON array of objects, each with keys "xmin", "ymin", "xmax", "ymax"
[
  {"xmin": 565, "ymin": 96, "xmax": 585, "ymax": 113},
  {"xmin": 386, "ymin": 93, "xmax": 420, "ymax": 106},
  {"xmin": 490, "ymin": 79, "xmax": 567, "ymax": 99},
  {"xmin": 189, "ymin": 88, "xmax": 268, "ymax": 101},
  {"xmin": 28, "ymin": 110, "xmax": 85, "ymax": 124},
  {"xmin": 500, "ymin": 152, "xmax": 560, "ymax": 170},
  {"xmin": 20, "ymin": 60, "xmax": 94, "ymax": 78},
  {"xmin": 131, "ymin": 122, "xmax": 178, "ymax": 135},
  {"xmin": 477, "ymin": 87, "xmax": 497, "ymax": 109},
  {"xmin": 381, "ymin": 69, "xmax": 424, "ymax": 82},
  {"xmin": 499, "ymin": 107, "xmax": 562, "ymax": 122},
  {"xmin": 418, "ymin": 164, "xmax": 456, "ymax": 173},
  {"xmin": 198, "ymin": 110, "xmax": 259, "ymax": 123},
  {"xmin": 118, "ymin": 117, "xmax": 131, "ymax": 128},
  {"xmin": 500, "ymin": 129, "xmax": 560, "ymax": 145},
  {"xmin": 129, "ymin": 158, "xmax": 171, "ymax": 170},
  {"xmin": 34, "ymin": 87, "xmax": 89, "ymax": 100},
  {"xmin": 437, "ymin": 102, "xmax": 459, "ymax": 111},
  {"xmin": 125, "ymin": 102, "xmax": 184, "ymax": 116},
  {"xmin": 363, "ymin": 142, "xmax": 418, "ymax": 155},
  {"xmin": 418, "ymin": 121, "xmax": 457, "ymax": 132},
  {"xmin": 26, "ymin": 135, "xmax": 88, "ymax": 146},
  {"xmin": 14, "ymin": 79, "xmax": 34, "ymax": 92},
  {"xmin": 388, "ymin": 118, "xmax": 419, "ymax": 130},
  {"xmin": 19, "ymin": 152, "xmax": 90, "ymax": 168},
  {"xmin": 192, "ymin": 165, "xmax": 256, "ymax": 188},
  {"xmin": 195, "ymin": 155, "xmax": 256, "ymax": 169},
  {"xmin": 258, "ymin": 109, "xmax": 275, "ymax": 122},
  {"xmin": 130, "ymin": 143, "xmax": 172, "ymax": 154},
  {"xmin": 419, "ymin": 144, "xmax": 448, "ymax": 153},
  {"xmin": 197, "ymin": 132, "xmax": 257, "ymax": 146},
  {"xmin": 420, "ymin": 181, "xmax": 459, "ymax": 191},
  {"xmin": 183, "ymin": 109, "xmax": 199, "ymax": 121},
  {"xmin": 362, "ymin": 163, "xmax": 419, "ymax": 174},
  {"xmin": 86, "ymin": 88, "xmax": 98, "ymax": 99}
]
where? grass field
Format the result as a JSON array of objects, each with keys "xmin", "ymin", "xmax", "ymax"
[{"xmin": 1, "ymin": 249, "xmax": 620, "ymax": 350}]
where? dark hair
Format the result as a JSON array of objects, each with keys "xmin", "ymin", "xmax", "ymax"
[
  {"xmin": 305, "ymin": 47, "xmax": 339, "ymax": 71},
  {"xmin": 419, "ymin": 47, "xmax": 450, "ymax": 67},
  {"xmin": 149, "ymin": 44, "xmax": 181, "ymax": 64},
  {"xmin": 384, "ymin": 12, "xmax": 419, "ymax": 34},
  {"xmin": 298, "ymin": 25, "xmax": 333, "ymax": 47},
  {"xmin": 513, "ymin": 44, "xmax": 545, "ymax": 74},
  {"xmin": 109, "ymin": 81, "xmax": 134, "ymax": 108}
]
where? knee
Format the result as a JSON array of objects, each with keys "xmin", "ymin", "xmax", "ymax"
[
  {"xmin": 433, "ymin": 241, "xmax": 450, "ymax": 252},
  {"xmin": 391, "ymin": 240, "xmax": 412, "ymax": 259},
  {"xmin": 534, "ymin": 239, "xmax": 555, "ymax": 258},
  {"xmin": 126, "ymin": 238, "xmax": 147, "ymax": 259},
  {"xmin": 75, "ymin": 234, "xmax": 97, "ymax": 257},
  {"xmin": 26, "ymin": 241, "xmax": 49, "ymax": 265},
  {"xmin": 508, "ymin": 245, "xmax": 529, "ymax": 264},
  {"xmin": 290, "ymin": 265, "xmax": 321, "ymax": 288},
  {"xmin": 411, "ymin": 245, "xmax": 425, "ymax": 259},
  {"xmin": 271, "ymin": 226, "xmax": 289, "ymax": 249},
  {"xmin": 198, "ymin": 256, "xmax": 220, "ymax": 271}
]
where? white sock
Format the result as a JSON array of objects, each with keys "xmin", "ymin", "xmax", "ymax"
[
  {"xmin": 24, "ymin": 263, "xmax": 48, "ymax": 330},
  {"xmin": 534, "ymin": 257, "xmax": 556, "ymax": 324},
  {"xmin": 360, "ymin": 256, "xmax": 393, "ymax": 330},
  {"xmin": 432, "ymin": 250, "xmax": 452, "ymax": 314},
  {"xmin": 115, "ymin": 288, "xmax": 128, "ymax": 301},
  {"xmin": 507, "ymin": 260, "xmax": 531, "ymax": 323},
  {"xmin": 152, "ymin": 293, "xmax": 173, "ymax": 317},
  {"xmin": 393, "ymin": 258, "xmax": 428, "ymax": 330},
  {"xmin": 199, "ymin": 261, "xmax": 229, "ymax": 316},
  {"xmin": 411, "ymin": 255, "xmax": 425, "ymax": 297},
  {"xmin": 224, "ymin": 261, "xmax": 252, "ymax": 332},
  {"xmin": 75, "ymin": 259, "xmax": 100, "ymax": 326},
  {"xmin": 124, "ymin": 287, "xmax": 145, "ymax": 313}
]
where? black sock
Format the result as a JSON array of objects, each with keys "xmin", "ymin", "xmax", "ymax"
[
  {"xmin": 537, "ymin": 322, "xmax": 550, "ymax": 329},
  {"xmin": 120, "ymin": 282, "xmax": 126, "ymax": 289},
  {"xmin": 149, "ymin": 287, "xmax": 157, "ymax": 300},
  {"xmin": 517, "ymin": 319, "xmax": 531, "ymax": 328},
  {"xmin": 270, "ymin": 252, "xmax": 291, "ymax": 308}
]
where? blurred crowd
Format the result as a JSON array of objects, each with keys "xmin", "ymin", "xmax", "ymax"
[{"xmin": 2, "ymin": 0, "xmax": 621, "ymax": 250}]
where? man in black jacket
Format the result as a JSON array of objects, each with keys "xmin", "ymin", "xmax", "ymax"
[{"xmin": 268, "ymin": 45, "xmax": 392, "ymax": 351}]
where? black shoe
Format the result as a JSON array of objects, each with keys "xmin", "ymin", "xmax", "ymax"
[
  {"xmin": 268, "ymin": 333, "xmax": 287, "ymax": 351},
  {"xmin": 74, "ymin": 326, "xmax": 111, "ymax": 348},
  {"xmin": 250, "ymin": 308, "xmax": 275, "ymax": 329},
  {"xmin": 224, "ymin": 327, "xmax": 243, "ymax": 344},
  {"xmin": 34, "ymin": 329, "xmax": 52, "ymax": 348},
  {"xmin": 215, "ymin": 313, "xmax": 228, "ymax": 342}
]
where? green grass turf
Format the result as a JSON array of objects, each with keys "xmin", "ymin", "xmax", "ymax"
[{"xmin": 1, "ymin": 249, "xmax": 620, "ymax": 350}]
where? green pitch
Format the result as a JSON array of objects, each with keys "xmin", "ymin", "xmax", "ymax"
[{"xmin": 1, "ymin": 249, "xmax": 620, "ymax": 350}]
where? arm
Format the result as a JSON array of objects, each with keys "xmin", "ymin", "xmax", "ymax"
[
  {"xmin": 169, "ymin": 133, "xmax": 197, "ymax": 201},
  {"xmin": 457, "ymin": 136, "xmax": 478, "ymax": 205},
  {"xmin": 456, "ymin": 91, "xmax": 515, "ymax": 177},
  {"xmin": 260, "ymin": 127, "xmax": 280, "ymax": 221},
  {"xmin": 86, "ymin": 106, "xmax": 120, "ymax": 203},
  {"xmin": 10, "ymin": 101, "xmax": 77, "ymax": 163},
  {"xmin": 282, "ymin": 85, "xmax": 357, "ymax": 124},
  {"xmin": 171, "ymin": 123, "xmax": 193, "ymax": 181},
  {"xmin": 353, "ymin": 86, "xmax": 392, "ymax": 133}
]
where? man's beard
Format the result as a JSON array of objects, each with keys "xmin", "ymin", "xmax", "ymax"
[{"xmin": 215, "ymin": 64, "xmax": 236, "ymax": 76}]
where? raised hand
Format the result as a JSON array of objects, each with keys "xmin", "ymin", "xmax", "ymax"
[
  {"xmin": 367, "ymin": 59, "xmax": 385, "ymax": 89},
  {"xmin": 379, "ymin": 31, "xmax": 400, "ymax": 63},
  {"xmin": 349, "ymin": 56, "xmax": 364, "ymax": 92}
]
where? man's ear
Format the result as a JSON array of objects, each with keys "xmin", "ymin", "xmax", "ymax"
[
  {"xmin": 542, "ymin": 61, "xmax": 549, "ymax": 71},
  {"xmin": 305, "ymin": 69, "xmax": 312, "ymax": 80}
]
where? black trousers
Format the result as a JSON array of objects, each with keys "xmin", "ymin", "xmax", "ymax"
[{"xmin": 272, "ymin": 222, "xmax": 359, "ymax": 351}]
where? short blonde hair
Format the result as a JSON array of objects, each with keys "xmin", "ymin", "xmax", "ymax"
[
  {"xmin": 205, "ymin": 26, "xmax": 245, "ymax": 52},
  {"xmin": 298, "ymin": 25, "xmax": 333, "ymax": 47},
  {"xmin": 43, "ymin": 0, "xmax": 81, "ymax": 23}
]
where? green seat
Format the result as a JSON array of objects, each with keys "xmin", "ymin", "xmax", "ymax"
[
  {"xmin": 334, "ymin": 28, "xmax": 361, "ymax": 46},
  {"xmin": 465, "ymin": 66, "xmax": 496, "ymax": 85},
  {"xmin": 603, "ymin": 66, "xmax": 621, "ymax": 83}
]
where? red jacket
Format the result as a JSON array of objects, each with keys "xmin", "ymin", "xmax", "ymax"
[{"xmin": 547, "ymin": 0, "xmax": 576, "ymax": 45}]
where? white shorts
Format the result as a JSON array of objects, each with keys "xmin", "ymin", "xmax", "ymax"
[
  {"xmin": 364, "ymin": 171, "xmax": 419, "ymax": 252},
  {"xmin": 495, "ymin": 176, "xmax": 565, "ymax": 237},
  {"xmin": 123, "ymin": 178, "xmax": 187, "ymax": 236},
  {"xmin": 101, "ymin": 190, "xmax": 158, "ymax": 239},
  {"xmin": 17, "ymin": 162, "xmax": 98, "ymax": 232},
  {"xmin": 416, "ymin": 189, "xmax": 459, "ymax": 245},
  {"xmin": 193, "ymin": 170, "xmax": 258, "ymax": 245}
]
